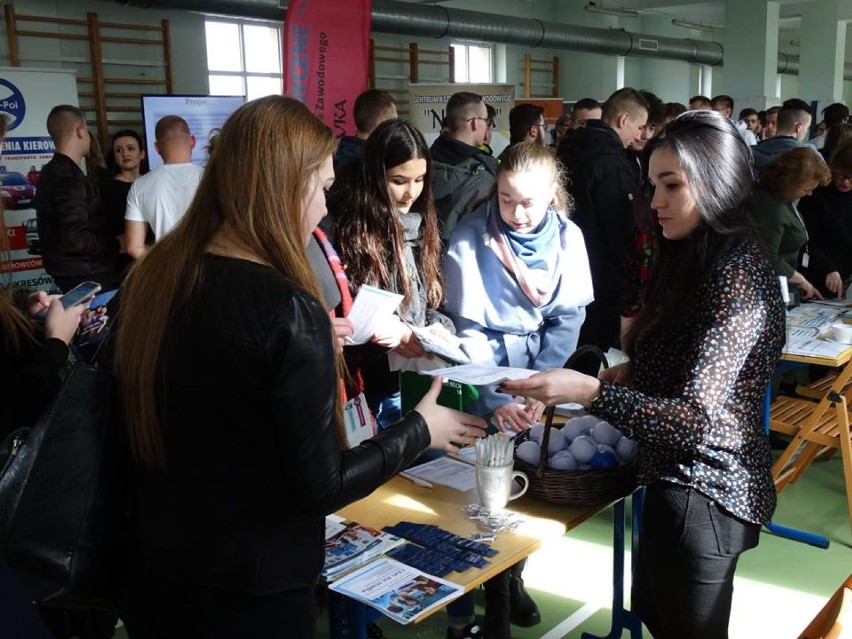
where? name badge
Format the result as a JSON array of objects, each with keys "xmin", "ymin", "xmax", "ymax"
[
  {"xmin": 343, "ymin": 392, "xmax": 376, "ymax": 448},
  {"xmin": 801, "ymin": 252, "xmax": 810, "ymax": 268}
]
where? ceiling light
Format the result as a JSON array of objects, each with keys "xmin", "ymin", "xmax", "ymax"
[
  {"xmin": 584, "ymin": 2, "xmax": 639, "ymax": 19},
  {"xmin": 670, "ymin": 18, "xmax": 717, "ymax": 33}
]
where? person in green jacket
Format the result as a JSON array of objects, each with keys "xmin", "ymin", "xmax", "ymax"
[{"xmin": 754, "ymin": 146, "xmax": 831, "ymax": 300}]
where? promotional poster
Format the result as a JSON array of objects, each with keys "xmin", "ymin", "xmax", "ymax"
[
  {"xmin": 283, "ymin": 0, "xmax": 371, "ymax": 138},
  {"xmin": 0, "ymin": 67, "xmax": 79, "ymax": 291},
  {"xmin": 407, "ymin": 83, "xmax": 515, "ymax": 156}
]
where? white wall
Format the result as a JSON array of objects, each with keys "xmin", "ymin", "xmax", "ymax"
[{"xmin": 0, "ymin": 0, "xmax": 207, "ymax": 94}]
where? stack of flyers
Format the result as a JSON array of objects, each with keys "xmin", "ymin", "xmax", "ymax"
[
  {"xmin": 322, "ymin": 522, "xmax": 405, "ymax": 580},
  {"xmin": 328, "ymin": 558, "xmax": 464, "ymax": 624}
]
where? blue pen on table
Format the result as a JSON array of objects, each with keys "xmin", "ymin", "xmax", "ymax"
[{"xmin": 399, "ymin": 471, "xmax": 433, "ymax": 489}]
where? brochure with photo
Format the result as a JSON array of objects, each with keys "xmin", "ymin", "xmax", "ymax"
[
  {"xmin": 322, "ymin": 522, "xmax": 405, "ymax": 580},
  {"xmin": 328, "ymin": 558, "xmax": 464, "ymax": 625}
]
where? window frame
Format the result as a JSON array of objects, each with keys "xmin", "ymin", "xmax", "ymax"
[
  {"xmin": 451, "ymin": 41, "xmax": 494, "ymax": 84},
  {"xmin": 205, "ymin": 17, "xmax": 283, "ymax": 100}
]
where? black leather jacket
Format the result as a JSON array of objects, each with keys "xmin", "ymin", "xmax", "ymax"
[
  {"xmin": 124, "ymin": 255, "xmax": 431, "ymax": 596},
  {"xmin": 35, "ymin": 153, "xmax": 118, "ymax": 278}
]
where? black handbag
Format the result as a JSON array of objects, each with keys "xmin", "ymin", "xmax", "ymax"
[{"xmin": 0, "ymin": 361, "xmax": 126, "ymax": 610}]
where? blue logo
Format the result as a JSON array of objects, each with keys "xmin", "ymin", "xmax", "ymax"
[{"xmin": 0, "ymin": 79, "xmax": 26, "ymax": 131}]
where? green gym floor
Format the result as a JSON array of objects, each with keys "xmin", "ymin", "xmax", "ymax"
[{"xmin": 113, "ymin": 453, "xmax": 851, "ymax": 639}]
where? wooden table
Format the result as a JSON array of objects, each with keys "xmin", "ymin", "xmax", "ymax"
[
  {"xmin": 328, "ymin": 475, "xmax": 609, "ymax": 638},
  {"xmin": 767, "ymin": 303, "xmax": 852, "ymax": 547}
]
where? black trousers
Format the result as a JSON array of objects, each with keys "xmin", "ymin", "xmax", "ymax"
[
  {"xmin": 120, "ymin": 586, "xmax": 317, "ymax": 639},
  {"xmin": 632, "ymin": 482, "xmax": 761, "ymax": 639}
]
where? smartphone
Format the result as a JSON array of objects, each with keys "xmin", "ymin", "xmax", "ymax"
[{"xmin": 59, "ymin": 281, "xmax": 102, "ymax": 309}]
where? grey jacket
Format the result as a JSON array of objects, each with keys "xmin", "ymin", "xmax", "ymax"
[{"xmin": 430, "ymin": 135, "xmax": 498, "ymax": 240}]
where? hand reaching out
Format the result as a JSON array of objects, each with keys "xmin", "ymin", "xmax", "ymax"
[{"xmin": 414, "ymin": 376, "xmax": 487, "ymax": 453}]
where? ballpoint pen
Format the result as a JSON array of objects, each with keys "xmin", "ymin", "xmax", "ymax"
[{"xmin": 399, "ymin": 471, "xmax": 433, "ymax": 489}]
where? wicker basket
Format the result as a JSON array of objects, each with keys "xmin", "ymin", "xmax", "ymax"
[
  {"xmin": 513, "ymin": 429, "xmax": 637, "ymax": 505},
  {"xmin": 512, "ymin": 345, "xmax": 638, "ymax": 506}
]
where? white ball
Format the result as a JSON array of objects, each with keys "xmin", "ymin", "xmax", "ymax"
[
  {"xmin": 592, "ymin": 421, "xmax": 622, "ymax": 447},
  {"xmin": 561, "ymin": 415, "xmax": 598, "ymax": 442},
  {"xmin": 615, "ymin": 437, "xmax": 638, "ymax": 463},
  {"xmin": 549, "ymin": 450, "xmax": 578, "ymax": 470},
  {"xmin": 529, "ymin": 423, "xmax": 546, "ymax": 443},
  {"xmin": 569, "ymin": 435, "xmax": 597, "ymax": 463},
  {"xmin": 516, "ymin": 440, "xmax": 542, "ymax": 465},
  {"xmin": 578, "ymin": 463, "xmax": 592, "ymax": 470},
  {"xmin": 546, "ymin": 428, "xmax": 567, "ymax": 454}
]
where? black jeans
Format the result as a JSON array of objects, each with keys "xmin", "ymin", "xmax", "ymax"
[{"xmin": 632, "ymin": 482, "xmax": 761, "ymax": 639}]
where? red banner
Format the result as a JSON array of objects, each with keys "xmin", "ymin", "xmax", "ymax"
[{"xmin": 283, "ymin": 0, "xmax": 371, "ymax": 138}]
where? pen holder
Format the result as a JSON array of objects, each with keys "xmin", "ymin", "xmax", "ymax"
[{"xmin": 475, "ymin": 463, "xmax": 528, "ymax": 510}]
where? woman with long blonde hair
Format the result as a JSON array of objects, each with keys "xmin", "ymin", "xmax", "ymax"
[{"xmin": 114, "ymin": 96, "xmax": 485, "ymax": 638}]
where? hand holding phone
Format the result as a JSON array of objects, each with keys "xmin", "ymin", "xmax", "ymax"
[
  {"xmin": 44, "ymin": 298, "xmax": 88, "ymax": 344},
  {"xmin": 58, "ymin": 281, "xmax": 102, "ymax": 309},
  {"xmin": 32, "ymin": 281, "xmax": 102, "ymax": 321}
]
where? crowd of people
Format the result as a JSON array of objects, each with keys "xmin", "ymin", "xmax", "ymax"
[{"xmin": 1, "ymin": 82, "xmax": 850, "ymax": 639}]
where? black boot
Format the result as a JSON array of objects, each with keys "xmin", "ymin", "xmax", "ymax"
[
  {"xmin": 508, "ymin": 559, "xmax": 541, "ymax": 627},
  {"xmin": 483, "ymin": 567, "xmax": 511, "ymax": 639}
]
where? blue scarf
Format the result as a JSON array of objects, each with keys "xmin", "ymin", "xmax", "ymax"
[{"xmin": 486, "ymin": 196, "xmax": 565, "ymax": 306}]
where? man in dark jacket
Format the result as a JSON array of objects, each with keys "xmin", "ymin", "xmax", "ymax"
[
  {"xmin": 35, "ymin": 105, "xmax": 119, "ymax": 293},
  {"xmin": 431, "ymin": 91, "xmax": 498, "ymax": 240},
  {"xmin": 332, "ymin": 89, "xmax": 397, "ymax": 170},
  {"xmin": 751, "ymin": 99, "xmax": 815, "ymax": 177},
  {"xmin": 557, "ymin": 88, "xmax": 648, "ymax": 361}
]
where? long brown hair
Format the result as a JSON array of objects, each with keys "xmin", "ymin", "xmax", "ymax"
[
  {"xmin": 116, "ymin": 96, "xmax": 337, "ymax": 466},
  {"xmin": 0, "ymin": 115, "xmax": 37, "ymax": 355},
  {"xmin": 332, "ymin": 119, "xmax": 443, "ymax": 310}
]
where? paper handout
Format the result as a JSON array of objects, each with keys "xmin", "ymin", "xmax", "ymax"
[
  {"xmin": 346, "ymin": 285, "xmax": 404, "ymax": 345},
  {"xmin": 328, "ymin": 558, "xmax": 464, "ymax": 624},
  {"xmin": 424, "ymin": 364, "xmax": 538, "ymax": 386}
]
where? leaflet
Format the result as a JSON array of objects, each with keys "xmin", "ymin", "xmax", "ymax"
[
  {"xmin": 322, "ymin": 522, "xmax": 405, "ymax": 580},
  {"xmin": 346, "ymin": 285, "xmax": 404, "ymax": 345},
  {"xmin": 404, "ymin": 457, "xmax": 477, "ymax": 492},
  {"xmin": 784, "ymin": 334, "xmax": 852, "ymax": 360},
  {"xmin": 424, "ymin": 364, "xmax": 538, "ymax": 386},
  {"xmin": 328, "ymin": 558, "xmax": 464, "ymax": 625}
]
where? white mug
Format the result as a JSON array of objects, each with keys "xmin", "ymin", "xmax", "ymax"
[{"xmin": 476, "ymin": 463, "xmax": 529, "ymax": 510}]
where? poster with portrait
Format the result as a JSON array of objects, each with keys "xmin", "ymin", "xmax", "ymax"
[{"xmin": 0, "ymin": 67, "xmax": 79, "ymax": 291}]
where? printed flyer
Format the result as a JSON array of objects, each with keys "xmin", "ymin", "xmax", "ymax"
[{"xmin": 329, "ymin": 558, "xmax": 463, "ymax": 624}]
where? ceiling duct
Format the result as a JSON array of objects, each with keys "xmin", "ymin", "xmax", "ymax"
[
  {"xmin": 100, "ymin": 0, "xmax": 852, "ymax": 80},
  {"xmin": 370, "ymin": 0, "xmax": 723, "ymax": 65},
  {"xmin": 107, "ymin": 0, "xmax": 284, "ymax": 21}
]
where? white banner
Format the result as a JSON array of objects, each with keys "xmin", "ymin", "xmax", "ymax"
[
  {"xmin": 140, "ymin": 95, "xmax": 245, "ymax": 170},
  {"xmin": 0, "ymin": 67, "xmax": 79, "ymax": 291},
  {"xmin": 408, "ymin": 83, "xmax": 515, "ymax": 156}
]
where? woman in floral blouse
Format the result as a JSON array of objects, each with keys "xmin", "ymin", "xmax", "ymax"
[{"xmin": 501, "ymin": 110, "xmax": 786, "ymax": 639}]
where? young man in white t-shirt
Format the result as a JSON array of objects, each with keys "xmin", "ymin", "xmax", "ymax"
[{"xmin": 124, "ymin": 115, "xmax": 203, "ymax": 259}]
